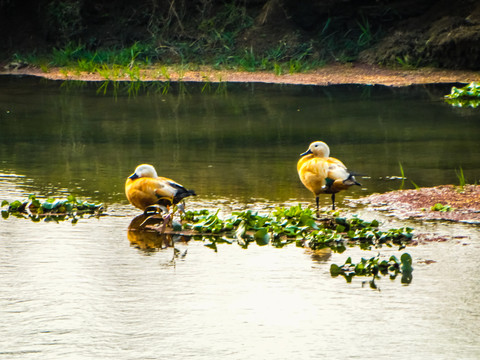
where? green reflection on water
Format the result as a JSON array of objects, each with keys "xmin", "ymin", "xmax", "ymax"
[{"xmin": 0, "ymin": 76, "xmax": 479, "ymax": 208}]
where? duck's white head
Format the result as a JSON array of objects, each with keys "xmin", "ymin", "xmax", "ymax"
[
  {"xmin": 300, "ymin": 141, "xmax": 330, "ymax": 158},
  {"xmin": 129, "ymin": 164, "xmax": 158, "ymax": 179}
]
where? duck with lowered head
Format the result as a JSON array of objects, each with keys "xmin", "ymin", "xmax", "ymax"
[{"xmin": 125, "ymin": 164, "xmax": 196, "ymax": 215}]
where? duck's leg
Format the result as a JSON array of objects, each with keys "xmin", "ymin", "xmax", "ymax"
[
  {"xmin": 144, "ymin": 204, "xmax": 168, "ymax": 216},
  {"xmin": 160, "ymin": 212, "xmax": 172, "ymax": 234},
  {"xmin": 331, "ymin": 193, "xmax": 336, "ymax": 211},
  {"xmin": 316, "ymin": 196, "xmax": 320, "ymax": 213},
  {"xmin": 142, "ymin": 204, "xmax": 174, "ymax": 233}
]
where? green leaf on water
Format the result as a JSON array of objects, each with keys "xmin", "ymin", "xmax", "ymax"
[
  {"xmin": 400, "ymin": 252, "xmax": 412, "ymax": 266},
  {"xmin": 172, "ymin": 220, "xmax": 183, "ymax": 231},
  {"xmin": 254, "ymin": 227, "xmax": 270, "ymax": 246},
  {"xmin": 330, "ymin": 263, "xmax": 341, "ymax": 276},
  {"xmin": 8, "ymin": 200, "xmax": 23, "ymax": 211}
]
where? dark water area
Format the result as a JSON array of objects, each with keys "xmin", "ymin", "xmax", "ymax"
[
  {"xmin": 0, "ymin": 76, "xmax": 478, "ymax": 207},
  {"xmin": 0, "ymin": 76, "xmax": 479, "ymax": 359}
]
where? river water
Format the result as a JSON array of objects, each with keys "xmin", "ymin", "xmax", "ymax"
[{"xmin": 0, "ymin": 76, "xmax": 479, "ymax": 359}]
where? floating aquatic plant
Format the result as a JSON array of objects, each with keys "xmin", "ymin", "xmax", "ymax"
[
  {"xmin": 179, "ymin": 205, "xmax": 413, "ymax": 251},
  {"xmin": 1, "ymin": 194, "xmax": 104, "ymax": 223},
  {"xmin": 444, "ymin": 82, "xmax": 480, "ymax": 108},
  {"xmin": 177, "ymin": 205, "xmax": 414, "ymax": 286},
  {"xmin": 330, "ymin": 252, "xmax": 413, "ymax": 285}
]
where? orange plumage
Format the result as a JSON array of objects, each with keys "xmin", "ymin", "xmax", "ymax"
[
  {"xmin": 125, "ymin": 164, "xmax": 196, "ymax": 213},
  {"xmin": 297, "ymin": 141, "xmax": 360, "ymax": 211}
]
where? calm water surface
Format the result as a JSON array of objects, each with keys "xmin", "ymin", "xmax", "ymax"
[{"xmin": 0, "ymin": 76, "xmax": 479, "ymax": 359}]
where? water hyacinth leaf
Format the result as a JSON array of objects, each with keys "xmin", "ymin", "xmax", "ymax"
[
  {"xmin": 204, "ymin": 241, "xmax": 218, "ymax": 252},
  {"xmin": 2, "ymin": 194, "xmax": 104, "ymax": 223},
  {"xmin": 355, "ymin": 262, "xmax": 365, "ymax": 274},
  {"xmin": 1, "ymin": 200, "xmax": 9, "ymax": 207},
  {"xmin": 8, "ymin": 200, "xmax": 23, "ymax": 211},
  {"xmin": 400, "ymin": 253, "xmax": 413, "ymax": 266},
  {"xmin": 330, "ymin": 263, "xmax": 342, "ymax": 276},
  {"xmin": 172, "ymin": 220, "xmax": 183, "ymax": 231},
  {"xmin": 30, "ymin": 198, "xmax": 41, "ymax": 208},
  {"xmin": 177, "ymin": 205, "xmax": 415, "ymax": 255},
  {"xmin": 254, "ymin": 227, "xmax": 270, "ymax": 246}
]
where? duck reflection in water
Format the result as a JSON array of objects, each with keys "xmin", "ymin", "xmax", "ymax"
[
  {"xmin": 127, "ymin": 213, "xmax": 190, "ymax": 253},
  {"xmin": 307, "ymin": 248, "xmax": 332, "ymax": 263}
]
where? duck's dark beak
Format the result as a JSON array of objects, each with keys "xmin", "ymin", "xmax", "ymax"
[
  {"xmin": 129, "ymin": 173, "xmax": 139, "ymax": 180},
  {"xmin": 300, "ymin": 149, "xmax": 312, "ymax": 157}
]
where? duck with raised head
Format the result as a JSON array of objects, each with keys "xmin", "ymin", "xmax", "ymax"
[
  {"xmin": 297, "ymin": 141, "xmax": 360, "ymax": 211},
  {"xmin": 125, "ymin": 164, "xmax": 196, "ymax": 214}
]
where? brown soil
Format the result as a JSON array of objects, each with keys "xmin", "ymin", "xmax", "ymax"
[
  {"xmin": 354, "ymin": 185, "xmax": 480, "ymax": 223},
  {"xmin": 2, "ymin": 62, "xmax": 480, "ymax": 87}
]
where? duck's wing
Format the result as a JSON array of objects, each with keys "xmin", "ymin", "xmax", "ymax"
[
  {"xmin": 125, "ymin": 177, "xmax": 170, "ymax": 210},
  {"xmin": 157, "ymin": 177, "xmax": 196, "ymax": 204},
  {"xmin": 325, "ymin": 158, "xmax": 349, "ymax": 180},
  {"xmin": 325, "ymin": 158, "xmax": 361, "ymax": 191}
]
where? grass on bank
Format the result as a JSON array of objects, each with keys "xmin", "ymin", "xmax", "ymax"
[
  {"xmin": 11, "ymin": 42, "xmax": 328, "ymax": 79},
  {"xmin": 7, "ymin": 10, "xmax": 384, "ymax": 80}
]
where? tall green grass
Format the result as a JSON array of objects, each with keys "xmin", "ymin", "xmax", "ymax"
[{"xmin": 455, "ymin": 167, "xmax": 467, "ymax": 187}]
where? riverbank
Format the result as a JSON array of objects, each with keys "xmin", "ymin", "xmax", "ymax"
[
  {"xmin": 2, "ymin": 62, "xmax": 480, "ymax": 87},
  {"xmin": 353, "ymin": 185, "xmax": 480, "ymax": 224}
]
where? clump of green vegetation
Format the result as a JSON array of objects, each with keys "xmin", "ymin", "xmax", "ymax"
[
  {"xmin": 180, "ymin": 204, "xmax": 413, "ymax": 251},
  {"xmin": 395, "ymin": 55, "xmax": 421, "ymax": 69},
  {"xmin": 1, "ymin": 194, "xmax": 104, "ymax": 223},
  {"xmin": 430, "ymin": 203, "xmax": 453, "ymax": 212},
  {"xmin": 9, "ymin": 3, "xmax": 384, "ymax": 78},
  {"xmin": 330, "ymin": 253, "xmax": 413, "ymax": 286},
  {"xmin": 397, "ymin": 162, "xmax": 419, "ymax": 190},
  {"xmin": 398, "ymin": 162, "xmax": 406, "ymax": 190},
  {"xmin": 445, "ymin": 82, "xmax": 480, "ymax": 108},
  {"xmin": 455, "ymin": 166, "xmax": 467, "ymax": 188},
  {"xmin": 178, "ymin": 205, "xmax": 414, "ymax": 286}
]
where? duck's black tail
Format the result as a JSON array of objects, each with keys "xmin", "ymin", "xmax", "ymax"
[
  {"xmin": 345, "ymin": 172, "xmax": 362, "ymax": 187},
  {"xmin": 173, "ymin": 188, "xmax": 196, "ymax": 204}
]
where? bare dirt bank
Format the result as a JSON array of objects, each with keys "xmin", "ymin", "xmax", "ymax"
[
  {"xmin": 353, "ymin": 185, "xmax": 480, "ymax": 224},
  {"xmin": 2, "ymin": 63, "xmax": 480, "ymax": 87}
]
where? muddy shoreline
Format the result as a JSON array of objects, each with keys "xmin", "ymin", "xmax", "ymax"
[
  {"xmin": 2, "ymin": 62, "xmax": 480, "ymax": 87},
  {"xmin": 353, "ymin": 185, "xmax": 480, "ymax": 224}
]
